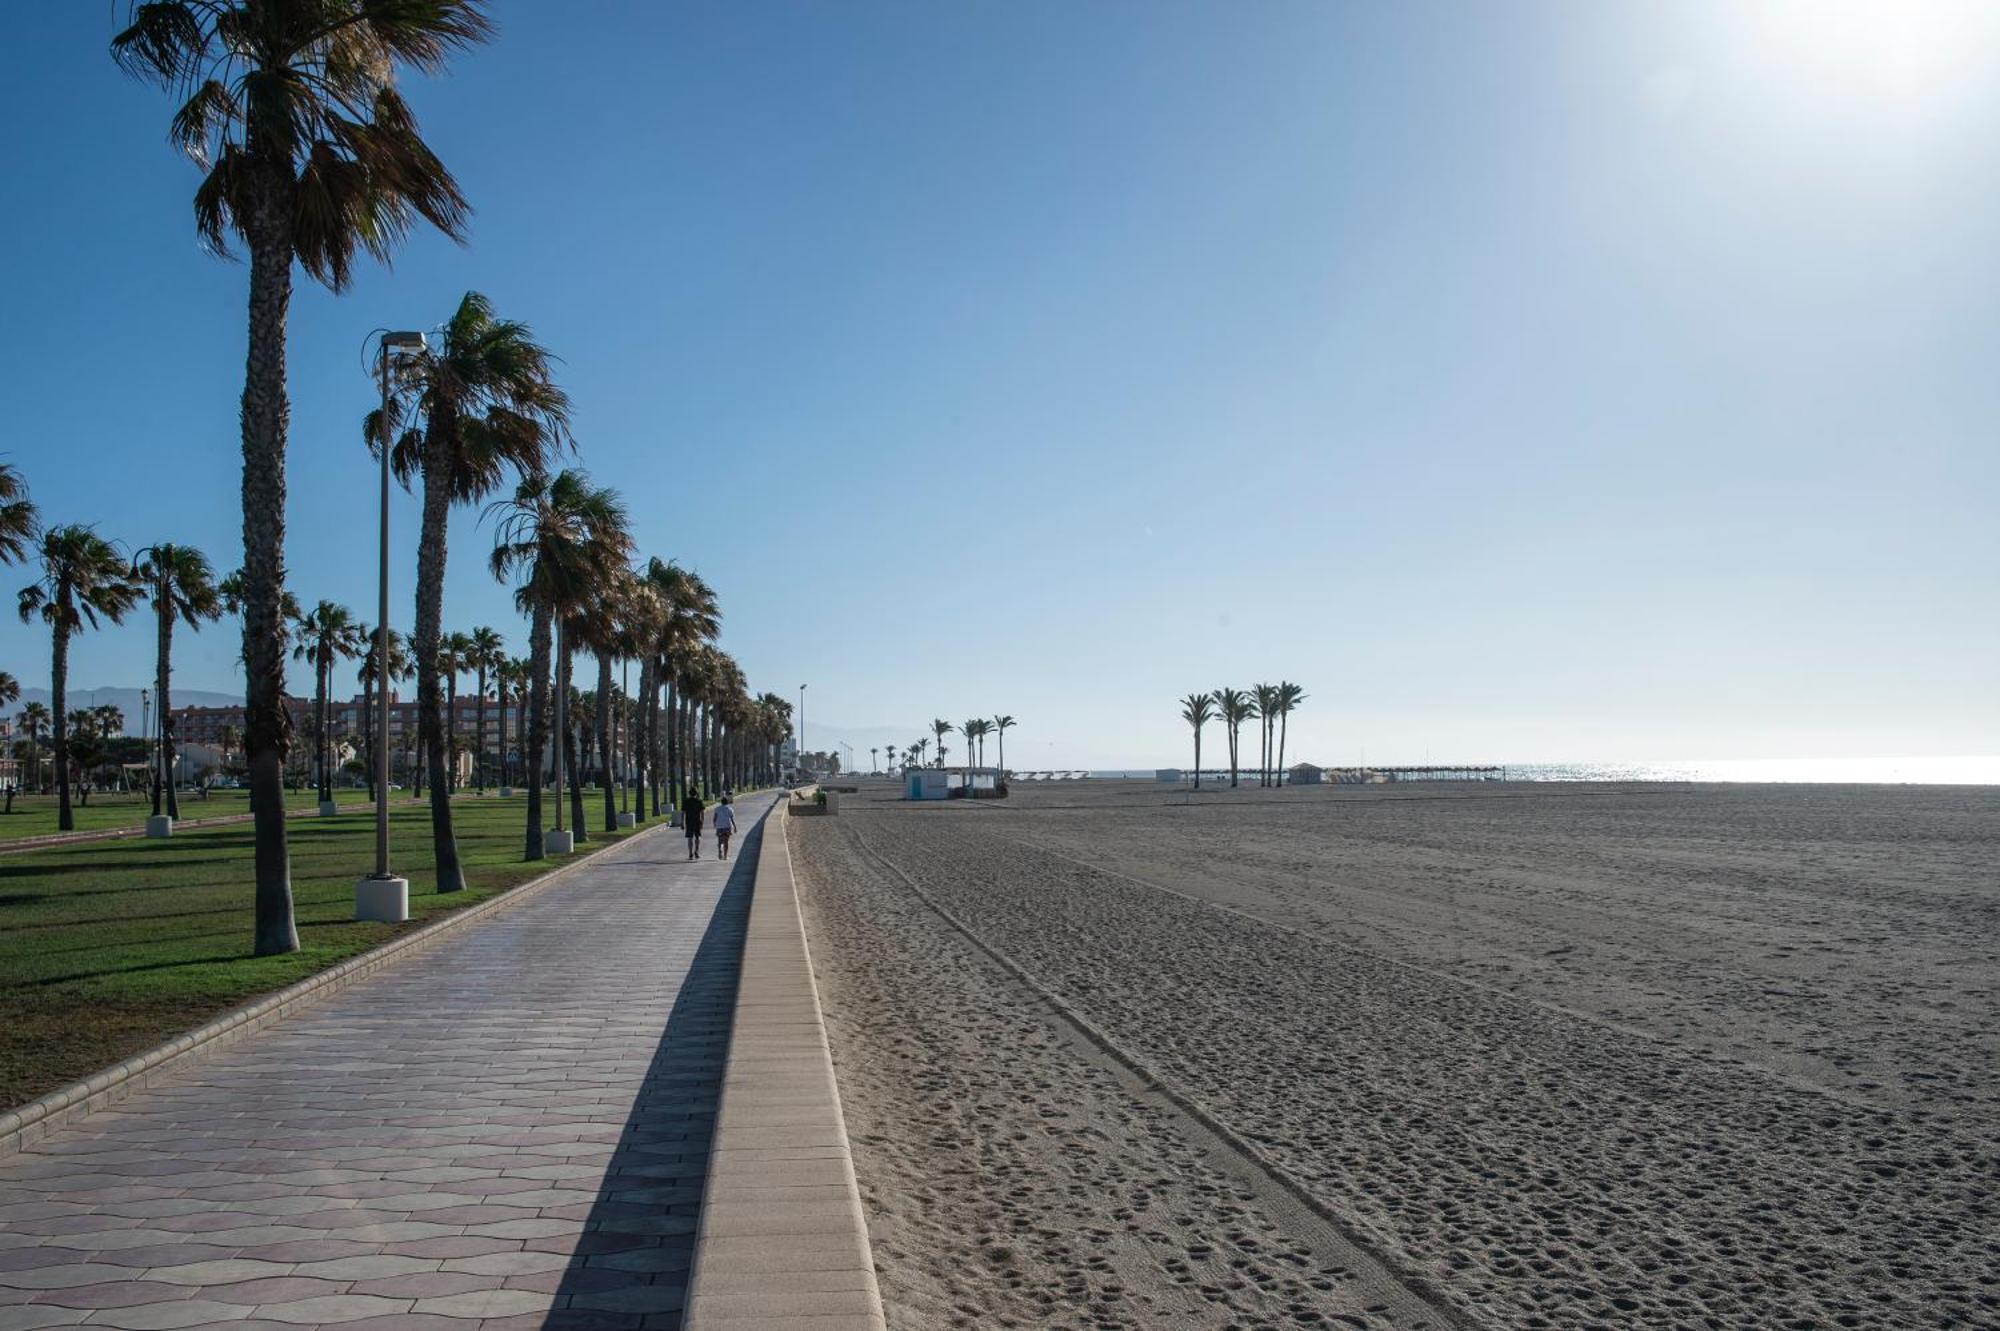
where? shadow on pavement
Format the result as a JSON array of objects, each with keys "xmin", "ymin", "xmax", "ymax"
[{"xmin": 540, "ymin": 813, "xmax": 765, "ymax": 1330}]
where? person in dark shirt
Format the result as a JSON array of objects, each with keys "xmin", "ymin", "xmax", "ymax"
[{"xmin": 681, "ymin": 787, "xmax": 705, "ymax": 860}]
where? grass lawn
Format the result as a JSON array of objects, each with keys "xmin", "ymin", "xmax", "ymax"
[
  {"xmin": 0, "ymin": 786, "xmax": 386, "ymax": 842},
  {"xmin": 0, "ymin": 790, "xmax": 655, "ymax": 1110}
]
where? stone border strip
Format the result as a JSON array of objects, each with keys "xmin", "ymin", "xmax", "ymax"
[
  {"xmin": 684, "ymin": 803, "xmax": 887, "ymax": 1329},
  {"xmin": 0, "ymin": 814, "xmax": 681, "ymax": 1157}
]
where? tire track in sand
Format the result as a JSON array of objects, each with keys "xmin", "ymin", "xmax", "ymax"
[{"xmin": 842, "ymin": 817, "xmax": 1475, "ymax": 1331}]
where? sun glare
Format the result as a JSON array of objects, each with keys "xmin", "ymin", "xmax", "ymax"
[{"xmin": 1741, "ymin": 0, "xmax": 1995, "ymax": 106}]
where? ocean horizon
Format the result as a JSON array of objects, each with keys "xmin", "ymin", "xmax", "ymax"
[{"xmin": 1071, "ymin": 756, "xmax": 2000, "ymax": 785}]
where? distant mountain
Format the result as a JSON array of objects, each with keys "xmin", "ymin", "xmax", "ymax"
[{"xmin": 10, "ymin": 686, "xmax": 241, "ymax": 735}]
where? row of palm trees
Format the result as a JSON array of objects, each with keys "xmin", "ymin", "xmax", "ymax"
[
  {"xmin": 876, "ymin": 716, "xmax": 1019, "ymax": 774},
  {"xmin": 4, "ymin": 451, "xmax": 795, "ymax": 904},
  {"xmin": 5, "ymin": 5, "xmax": 783, "ymax": 955},
  {"xmin": 1178, "ymin": 682, "xmax": 1308, "ymax": 788}
]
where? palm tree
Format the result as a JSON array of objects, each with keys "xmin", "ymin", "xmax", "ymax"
[
  {"xmin": 356, "ymin": 624, "xmax": 410, "ymax": 802},
  {"xmin": 17, "ymin": 527, "xmax": 139, "ymax": 830},
  {"xmin": 439, "ymin": 631, "xmax": 476, "ymax": 796},
  {"xmin": 576, "ymin": 571, "xmax": 639, "ymax": 833},
  {"xmin": 464, "ymin": 626, "xmax": 505, "ymax": 792},
  {"xmin": 1250, "ymin": 683, "xmax": 1280, "ymax": 787},
  {"xmin": 992, "ymin": 715, "xmax": 1016, "ymax": 777},
  {"xmin": 642, "ymin": 559, "xmax": 720, "ymax": 812},
  {"xmin": 1213, "ymin": 687, "xmax": 1252, "ymax": 788},
  {"xmin": 488, "ymin": 470, "xmax": 632, "ymax": 859},
  {"xmin": 1180, "ymin": 693, "xmax": 1215, "ymax": 789},
  {"xmin": 117, "ymin": 0, "xmax": 493, "ymax": 955},
  {"xmin": 374, "ymin": 293, "xmax": 570, "ymax": 885},
  {"xmin": 931, "ymin": 719, "xmax": 952, "ymax": 768},
  {"xmin": 497, "ymin": 655, "xmax": 530, "ymax": 790},
  {"xmin": 911, "ymin": 737, "xmax": 929, "ymax": 769},
  {"xmin": 291, "ymin": 601, "xmax": 360, "ymax": 806},
  {"xmin": 18, "ymin": 703, "xmax": 50, "ymax": 790},
  {"xmin": 0, "ymin": 462, "xmax": 37, "ymax": 567},
  {"xmin": 132, "ymin": 544, "xmax": 221, "ymax": 819},
  {"xmin": 884, "ymin": 744, "xmax": 897, "ymax": 775},
  {"xmin": 1273, "ymin": 681, "xmax": 1307, "ymax": 787}
]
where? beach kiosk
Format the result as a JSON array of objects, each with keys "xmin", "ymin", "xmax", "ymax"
[
  {"xmin": 905, "ymin": 766, "xmax": 1008, "ymax": 800},
  {"xmin": 1288, "ymin": 762, "xmax": 1326, "ymax": 785}
]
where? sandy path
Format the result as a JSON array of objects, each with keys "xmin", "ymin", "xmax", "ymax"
[
  {"xmin": 793, "ymin": 814, "xmax": 1460, "ymax": 1331},
  {"xmin": 798, "ymin": 783, "xmax": 1995, "ymax": 1330}
]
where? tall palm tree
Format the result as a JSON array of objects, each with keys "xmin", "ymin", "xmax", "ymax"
[
  {"xmin": 0, "ymin": 674, "xmax": 17, "ymax": 711},
  {"xmin": 465, "ymin": 626, "xmax": 504, "ymax": 792},
  {"xmin": 291, "ymin": 601, "xmax": 360, "ymax": 805},
  {"xmin": 1213, "ymin": 687, "xmax": 1252, "ymax": 788},
  {"xmin": 117, "ymin": 0, "xmax": 493, "ymax": 956},
  {"xmin": 577, "ymin": 571, "xmax": 638, "ymax": 833},
  {"xmin": 1274, "ymin": 681, "xmax": 1307, "ymax": 787},
  {"xmin": 497, "ymin": 654, "xmax": 530, "ymax": 790},
  {"xmin": 439, "ymin": 631, "xmax": 475, "ymax": 795},
  {"xmin": 372, "ymin": 293, "xmax": 570, "ymax": 888},
  {"xmin": 19, "ymin": 702, "xmax": 50, "ymax": 790},
  {"xmin": 612, "ymin": 579, "xmax": 662, "ymax": 822},
  {"xmin": 488, "ymin": 470, "xmax": 632, "ymax": 859},
  {"xmin": 641, "ymin": 559, "xmax": 719, "ymax": 812},
  {"xmin": 132, "ymin": 544, "xmax": 221, "ymax": 819},
  {"xmin": 0, "ymin": 462, "xmax": 37, "ymax": 567},
  {"xmin": 911, "ymin": 737, "xmax": 929, "ymax": 769},
  {"xmin": 884, "ymin": 744, "xmax": 897, "ymax": 774},
  {"xmin": 931, "ymin": 719, "xmax": 952, "ymax": 768},
  {"xmin": 1180, "ymin": 693, "xmax": 1215, "ymax": 789},
  {"xmin": 17, "ymin": 527, "xmax": 139, "ymax": 830},
  {"xmin": 992, "ymin": 715, "xmax": 1015, "ymax": 776},
  {"xmin": 1252, "ymin": 683, "xmax": 1281, "ymax": 787},
  {"xmin": 356, "ymin": 624, "xmax": 410, "ymax": 802}
]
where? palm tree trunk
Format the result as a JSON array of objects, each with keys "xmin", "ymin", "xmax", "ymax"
[
  {"xmin": 474, "ymin": 666, "xmax": 486, "ymax": 793},
  {"xmin": 241, "ymin": 184, "xmax": 299, "ymax": 955},
  {"xmin": 633, "ymin": 658, "xmax": 651, "ymax": 824},
  {"xmin": 560, "ymin": 634, "xmax": 587, "ymax": 840},
  {"xmin": 415, "ymin": 442, "xmax": 465, "ymax": 892},
  {"xmin": 1277, "ymin": 709, "xmax": 1289, "ymax": 787},
  {"xmin": 524, "ymin": 606, "xmax": 551, "ymax": 859},
  {"xmin": 51, "ymin": 623, "xmax": 72, "ymax": 832},
  {"xmin": 316, "ymin": 649, "xmax": 330, "ymax": 803},
  {"xmin": 665, "ymin": 682, "xmax": 680, "ymax": 807},
  {"xmin": 597, "ymin": 648, "xmax": 617, "ymax": 833},
  {"xmin": 1193, "ymin": 724, "xmax": 1202, "ymax": 789}
]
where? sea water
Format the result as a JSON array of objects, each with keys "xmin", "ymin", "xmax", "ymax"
[{"xmin": 1087, "ymin": 756, "xmax": 2000, "ymax": 784}]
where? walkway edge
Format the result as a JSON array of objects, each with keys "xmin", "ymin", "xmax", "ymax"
[
  {"xmin": 0, "ymin": 817, "xmax": 677, "ymax": 1158},
  {"xmin": 685, "ymin": 805, "xmax": 888, "ymax": 1329}
]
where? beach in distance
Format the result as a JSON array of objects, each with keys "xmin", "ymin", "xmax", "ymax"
[{"xmin": 792, "ymin": 778, "xmax": 1997, "ymax": 1329}]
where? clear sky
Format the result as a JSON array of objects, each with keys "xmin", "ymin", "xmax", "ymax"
[{"xmin": 3, "ymin": 1, "xmax": 1996, "ymax": 768}]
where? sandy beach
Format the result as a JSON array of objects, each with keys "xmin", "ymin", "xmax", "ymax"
[{"xmin": 792, "ymin": 780, "xmax": 1997, "ymax": 1329}]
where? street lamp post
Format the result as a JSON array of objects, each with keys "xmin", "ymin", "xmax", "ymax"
[
  {"xmin": 356, "ymin": 330, "xmax": 425, "ymax": 924},
  {"xmin": 798, "ymin": 683, "xmax": 807, "ymax": 779}
]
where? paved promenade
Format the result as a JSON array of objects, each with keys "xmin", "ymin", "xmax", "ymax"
[{"xmin": 0, "ymin": 795, "xmax": 775, "ymax": 1331}]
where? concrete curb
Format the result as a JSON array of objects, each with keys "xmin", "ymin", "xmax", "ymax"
[
  {"xmin": 0, "ymin": 816, "xmax": 677, "ymax": 1158},
  {"xmin": 685, "ymin": 801, "xmax": 887, "ymax": 1329}
]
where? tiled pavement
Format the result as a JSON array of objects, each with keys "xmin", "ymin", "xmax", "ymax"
[{"xmin": 0, "ymin": 795, "xmax": 775, "ymax": 1331}]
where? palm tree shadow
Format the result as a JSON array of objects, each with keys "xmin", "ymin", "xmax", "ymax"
[{"xmin": 540, "ymin": 818, "xmax": 762, "ymax": 1329}]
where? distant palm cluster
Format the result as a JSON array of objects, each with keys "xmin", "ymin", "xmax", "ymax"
[
  {"xmin": 0, "ymin": 4, "xmax": 794, "ymax": 958},
  {"xmin": 877, "ymin": 716, "xmax": 1019, "ymax": 775},
  {"xmin": 1179, "ymin": 682, "xmax": 1307, "ymax": 788}
]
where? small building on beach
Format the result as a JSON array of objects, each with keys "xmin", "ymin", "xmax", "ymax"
[
  {"xmin": 906, "ymin": 766, "xmax": 1007, "ymax": 800},
  {"xmin": 1155, "ymin": 768, "xmax": 1185, "ymax": 782},
  {"xmin": 1288, "ymin": 763, "xmax": 1326, "ymax": 785}
]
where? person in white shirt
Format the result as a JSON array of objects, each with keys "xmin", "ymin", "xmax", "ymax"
[{"xmin": 712, "ymin": 797, "xmax": 737, "ymax": 859}]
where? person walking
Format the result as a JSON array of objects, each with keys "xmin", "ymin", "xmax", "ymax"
[
  {"xmin": 681, "ymin": 786, "xmax": 705, "ymax": 860},
  {"xmin": 713, "ymin": 796, "xmax": 736, "ymax": 860}
]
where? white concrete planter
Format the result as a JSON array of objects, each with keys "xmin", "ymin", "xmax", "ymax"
[
  {"xmin": 616, "ymin": 812, "xmax": 636, "ymax": 829},
  {"xmin": 318, "ymin": 800, "xmax": 339, "ymax": 818},
  {"xmin": 145, "ymin": 815, "xmax": 173, "ymax": 838},
  {"xmin": 354, "ymin": 875, "xmax": 409, "ymax": 923},
  {"xmin": 545, "ymin": 828, "xmax": 574, "ymax": 855}
]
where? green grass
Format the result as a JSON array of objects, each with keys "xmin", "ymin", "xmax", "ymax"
[
  {"xmin": 0, "ymin": 790, "xmax": 654, "ymax": 1110},
  {"xmin": 0, "ymin": 786, "xmax": 387, "ymax": 841}
]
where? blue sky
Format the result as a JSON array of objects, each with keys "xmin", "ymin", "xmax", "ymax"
[{"xmin": 3, "ymin": 1, "xmax": 1996, "ymax": 767}]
